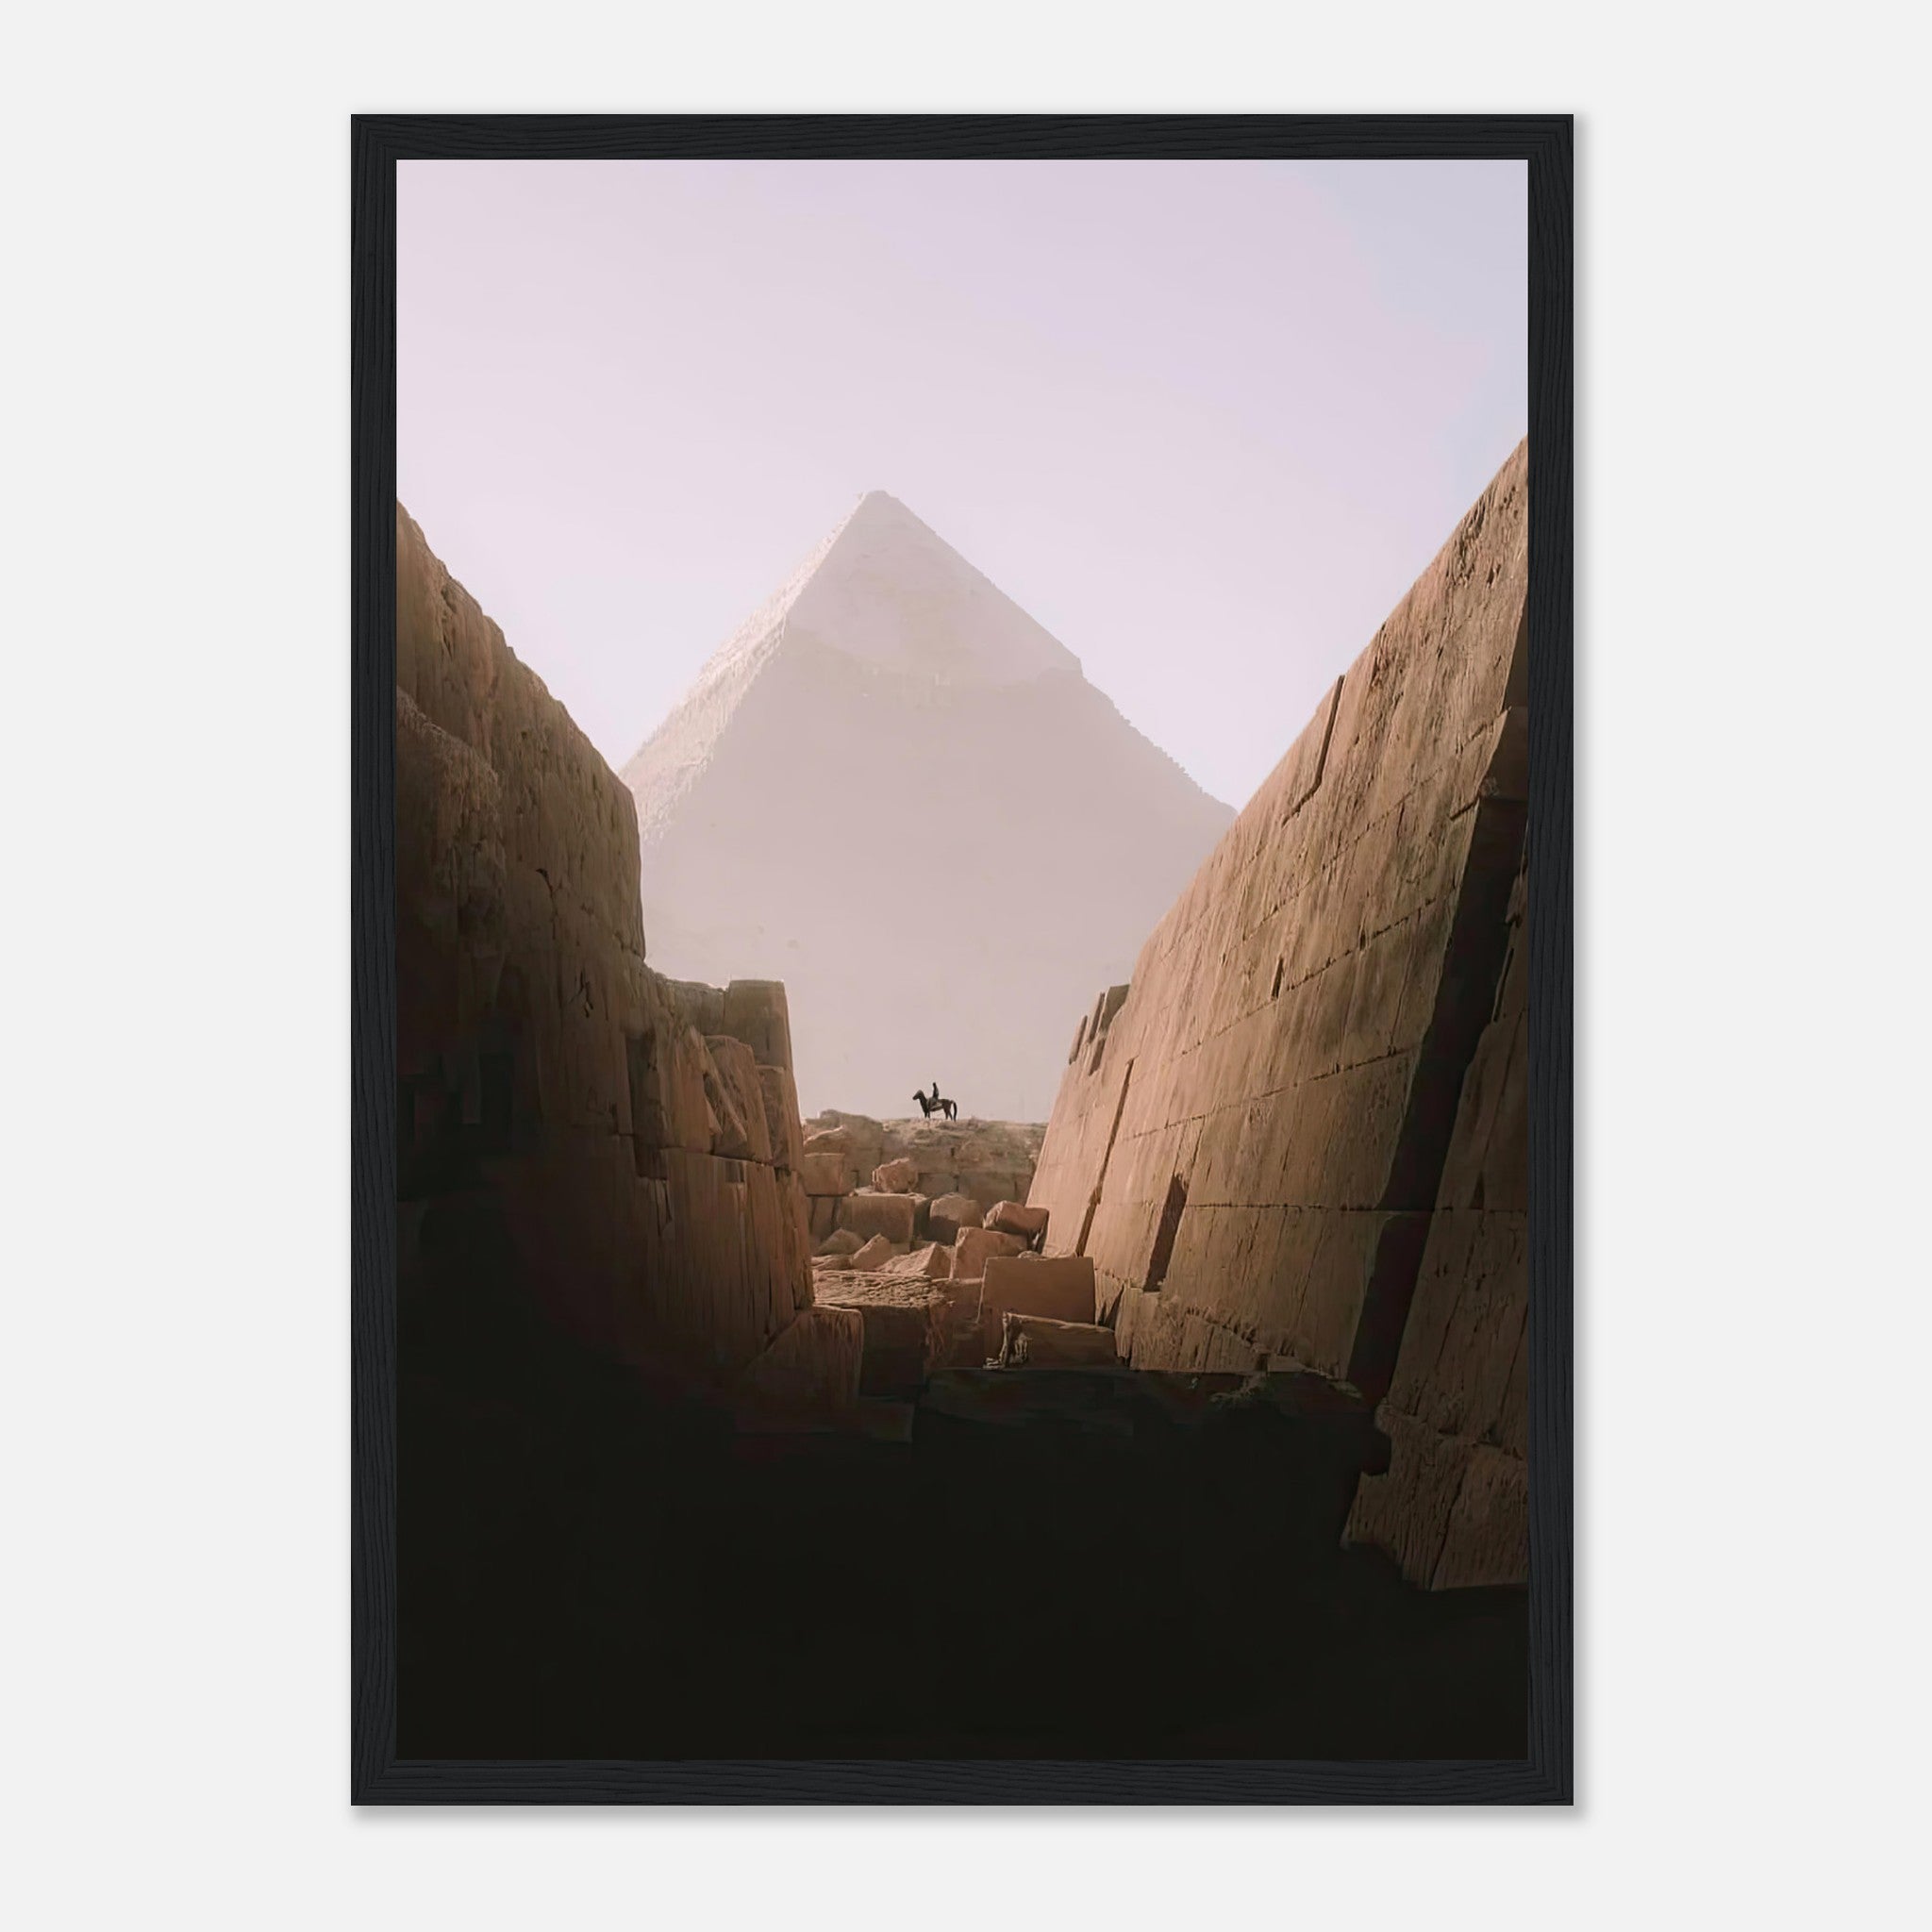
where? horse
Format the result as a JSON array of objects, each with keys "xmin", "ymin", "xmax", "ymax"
[{"xmin": 913, "ymin": 1085, "xmax": 958, "ymax": 1121}]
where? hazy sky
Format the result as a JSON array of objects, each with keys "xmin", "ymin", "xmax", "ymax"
[{"xmin": 398, "ymin": 158, "xmax": 1524, "ymax": 809}]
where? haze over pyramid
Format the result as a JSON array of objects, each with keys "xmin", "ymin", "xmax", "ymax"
[{"xmin": 622, "ymin": 491, "xmax": 1235, "ymax": 1120}]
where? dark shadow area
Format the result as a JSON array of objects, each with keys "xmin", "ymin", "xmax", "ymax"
[{"xmin": 397, "ymin": 1209, "xmax": 1527, "ymax": 1762}]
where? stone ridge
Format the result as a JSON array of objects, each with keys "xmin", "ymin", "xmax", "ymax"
[{"xmin": 1025, "ymin": 440, "xmax": 1530, "ymax": 1586}]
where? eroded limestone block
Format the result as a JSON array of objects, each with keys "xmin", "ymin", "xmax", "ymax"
[
  {"xmin": 666, "ymin": 978, "xmax": 725, "ymax": 1037},
  {"xmin": 798, "ymin": 1151, "xmax": 854, "ymax": 1198},
  {"xmin": 777, "ymin": 1168, "xmax": 814, "ymax": 1309},
  {"xmin": 705, "ymin": 1035, "xmax": 773, "ymax": 1163},
  {"xmin": 996, "ymin": 1312, "xmax": 1119, "ymax": 1368},
  {"xmin": 987, "ymin": 1201, "xmax": 1048, "ymax": 1241},
  {"xmin": 643, "ymin": 1147, "xmax": 798, "ymax": 1372},
  {"xmin": 803, "ymin": 1115, "xmax": 885, "ymax": 1178},
  {"xmin": 758, "ymin": 1064, "xmax": 807, "ymax": 1174},
  {"xmin": 873, "ymin": 1156, "xmax": 920, "ymax": 1193},
  {"xmin": 810, "ymin": 1276, "xmax": 947, "ymax": 1399},
  {"xmin": 951, "ymin": 1225, "xmax": 1030, "ymax": 1282},
  {"xmin": 1429, "ymin": 1446, "xmax": 1528, "ymax": 1589},
  {"xmin": 641, "ymin": 1020, "xmax": 721, "ymax": 1156},
  {"xmin": 816, "ymin": 1227, "xmax": 864, "ymax": 1257},
  {"xmin": 834, "ymin": 1191, "xmax": 917, "ymax": 1244},
  {"xmin": 739, "ymin": 1307, "xmax": 862, "ymax": 1414},
  {"xmin": 956, "ymin": 1169, "xmax": 1024, "ymax": 1213},
  {"xmin": 847, "ymin": 1234, "xmax": 905, "ymax": 1271},
  {"xmin": 723, "ymin": 978, "xmax": 793, "ymax": 1074},
  {"xmin": 881, "ymin": 1241, "xmax": 953, "ymax": 1281},
  {"xmin": 927, "ymin": 1192, "xmax": 982, "ymax": 1243},
  {"xmin": 982, "ymin": 1253, "xmax": 1096, "ymax": 1326}
]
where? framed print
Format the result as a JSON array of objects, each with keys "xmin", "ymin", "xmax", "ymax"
[{"xmin": 352, "ymin": 113, "xmax": 1573, "ymax": 1803}]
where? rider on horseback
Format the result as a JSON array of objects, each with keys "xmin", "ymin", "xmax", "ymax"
[{"xmin": 914, "ymin": 1081, "xmax": 958, "ymax": 1121}]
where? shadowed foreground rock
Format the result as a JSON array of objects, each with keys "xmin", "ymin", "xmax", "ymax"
[{"xmin": 400, "ymin": 1314, "xmax": 1526, "ymax": 1759}]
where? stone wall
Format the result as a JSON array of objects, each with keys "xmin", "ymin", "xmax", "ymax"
[
  {"xmin": 1026, "ymin": 442, "xmax": 1530, "ymax": 1584},
  {"xmin": 1344, "ymin": 853, "xmax": 1528, "ymax": 1586},
  {"xmin": 395, "ymin": 505, "xmax": 812, "ymax": 1384}
]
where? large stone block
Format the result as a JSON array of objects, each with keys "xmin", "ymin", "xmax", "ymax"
[
  {"xmin": 847, "ymin": 1234, "xmax": 905, "ymax": 1270},
  {"xmin": 722, "ymin": 978, "xmax": 793, "ymax": 1074},
  {"xmin": 810, "ymin": 1277, "xmax": 946, "ymax": 1399},
  {"xmin": 873, "ymin": 1157, "xmax": 920, "ymax": 1193},
  {"xmin": 834, "ymin": 1191, "xmax": 918, "ymax": 1244},
  {"xmin": 956, "ymin": 1169, "xmax": 1024, "ymax": 1212},
  {"xmin": 665, "ymin": 978, "xmax": 725, "ymax": 1036},
  {"xmin": 739, "ymin": 1307, "xmax": 863, "ymax": 1415},
  {"xmin": 994, "ymin": 1312, "xmax": 1119, "ymax": 1368},
  {"xmin": 802, "ymin": 1114, "xmax": 885, "ymax": 1177},
  {"xmin": 625, "ymin": 1017, "xmax": 722, "ymax": 1158},
  {"xmin": 982, "ymin": 1254, "xmax": 1097, "ymax": 1326},
  {"xmin": 987, "ymin": 1200, "xmax": 1048, "ymax": 1241},
  {"xmin": 1341, "ymin": 850, "xmax": 1530, "ymax": 1588},
  {"xmin": 1429, "ymin": 1445, "xmax": 1528, "ymax": 1589},
  {"xmin": 927, "ymin": 1192, "xmax": 982, "ymax": 1243},
  {"xmin": 757, "ymin": 1063, "xmax": 807, "ymax": 1174},
  {"xmin": 777, "ymin": 1169, "xmax": 814, "ymax": 1310},
  {"xmin": 1343, "ymin": 1409, "xmax": 1469, "ymax": 1583},
  {"xmin": 798, "ymin": 1151, "xmax": 854, "ymax": 1198},
  {"xmin": 881, "ymin": 1241, "xmax": 953, "ymax": 1281},
  {"xmin": 952, "ymin": 1225, "xmax": 1031, "ymax": 1282},
  {"xmin": 704, "ymin": 1034, "xmax": 773, "ymax": 1163}
]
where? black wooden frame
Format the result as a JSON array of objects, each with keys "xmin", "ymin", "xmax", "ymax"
[{"xmin": 352, "ymin": 113, "xmax": 1573, "ymax": 1805}]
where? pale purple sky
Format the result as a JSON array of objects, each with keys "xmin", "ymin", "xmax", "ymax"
[{"xmin": 398, "ymin": 158, "xmax": 1524, "ymax": 809}]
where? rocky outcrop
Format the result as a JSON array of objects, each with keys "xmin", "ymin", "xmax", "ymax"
[
  {"xmin": 800, "ymin": 1113, "xmax": 1043, "ymax": 1215},
  {"xmin": 1026, "ymin": 443, "xmax": 1531, "ymax": 1586},
  {"xmin": 395, "ymin": 503, "xmax": 813, "ymax": 1385},
  {"xmin": 621, "ymin": 491, "xmax": 1233, "ymax": 1121},
  {"xmin": 808, "ymin": 1180, "xmax": 1072, "ymax": 1375}
]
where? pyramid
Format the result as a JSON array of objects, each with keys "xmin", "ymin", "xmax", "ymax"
[{"xmin": 622, "ymin": 491, "xmax": 1234, "ymax": 1121}]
